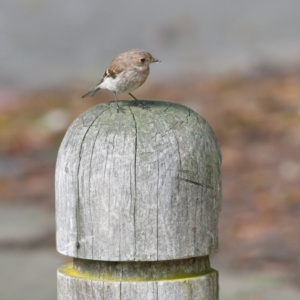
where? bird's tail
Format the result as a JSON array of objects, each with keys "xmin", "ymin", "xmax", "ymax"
[{"xmin": 82, "ymin": 85, "xmax": 101, "ymax": 98}]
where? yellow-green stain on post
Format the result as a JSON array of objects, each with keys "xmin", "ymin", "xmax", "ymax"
[{"xmin": 59, "ymin": 263, "xmax": 218, "ymax": 283}]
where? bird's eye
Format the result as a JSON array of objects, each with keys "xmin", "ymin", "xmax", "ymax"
[{"xmin": 140, "ymin": 58, "xmax": 146, "ymax": 63}]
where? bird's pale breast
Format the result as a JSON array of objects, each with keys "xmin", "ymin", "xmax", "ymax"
[{"xmin": 100, "ymin": 69, "xmax": 149, "ymax": 94}]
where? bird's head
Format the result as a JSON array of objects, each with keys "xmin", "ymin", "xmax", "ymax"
[{"xmin": 130, "ymin": 49, "xmax": 161, "ymax": 67}]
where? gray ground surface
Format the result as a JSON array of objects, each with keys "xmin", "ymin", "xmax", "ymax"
[
  {"xmin": 0, "ymin": 250, "xmax": 67, "ymax": 300},
  {"xmin": 0, "ymin": 205, "xmax": 299, "ymax": 300},
  {"xmin": 0, "ymin": 205, "xmax": 69, "ymax": 300}
]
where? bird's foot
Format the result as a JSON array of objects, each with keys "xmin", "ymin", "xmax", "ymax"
[
  {"xmin": 132, "ymin": 100, "xmax": 152, "ymax": 110},
  {"xmin": 110, "ymin": 102, "xmax": 125, "ymax": 113}
]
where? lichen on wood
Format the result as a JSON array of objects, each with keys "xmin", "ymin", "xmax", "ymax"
[{"xmin": 56, "ymin": 100, "xmax": 221, "ymax": 262}]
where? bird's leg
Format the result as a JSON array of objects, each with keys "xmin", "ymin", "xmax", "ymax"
[
  {"xmin": 129, "ymin": 92, "xmax": 138, "ymax": 101},
  {"xmin": 112, "ymin": 92, "xmax": 125, "ymax": 113},
  {"xmin": 129, "ymin": 93, "xmax": 151, "ymax": 109}
]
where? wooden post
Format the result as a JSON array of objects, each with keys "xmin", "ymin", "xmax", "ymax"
[{"xmin": 55, "ymin": 100, "xmax": 222, "ymax": 300}]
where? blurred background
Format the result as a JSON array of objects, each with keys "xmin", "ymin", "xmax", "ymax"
[{"xmin": 1, "ymin": 1, "xmax": 300, "ymax": 299}]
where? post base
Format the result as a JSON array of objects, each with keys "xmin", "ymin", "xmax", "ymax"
[{"xmin": 57, "ymin": 263, "xmax": 219, "ymax": 300}]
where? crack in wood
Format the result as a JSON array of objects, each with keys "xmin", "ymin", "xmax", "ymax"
[
  {"xmin": 128, "ymin": 106, "xmax": 138, "ymax": 257},
  {"xmin": 76, "ymin": 107, "xmax": 109, "ymax": 257},
  {"xmin": 177, "ymin": 177, "xmax": 213, "ymax": 189}
]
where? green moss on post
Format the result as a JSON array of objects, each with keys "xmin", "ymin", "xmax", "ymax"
[{"xmin": 56, "ymin": 100, "xmax": 221, "ymax": 299}]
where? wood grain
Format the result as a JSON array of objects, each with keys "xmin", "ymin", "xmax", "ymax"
[
  {"xmin": 56, "ymin": 100, "xmax": 221, "ymax": 261},
  {"xmin": 57, "ymin": 262, "xmax": 218, "ymax": 300}
]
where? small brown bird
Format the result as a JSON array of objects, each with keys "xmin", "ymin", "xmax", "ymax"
[{"xmin": 82, "ymin": 49, "xmax": 161, "ymax": 112}]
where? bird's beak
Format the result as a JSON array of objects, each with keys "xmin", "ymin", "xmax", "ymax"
[{"xmin": 152, "ymin": 57, "xmax": 161, "ymax": 63}]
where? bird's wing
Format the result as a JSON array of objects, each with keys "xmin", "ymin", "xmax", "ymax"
[
  {"xmin": 107, "ymin": 54, "xmax": 129, "ymax": 77},
  {"xmin": 103, "ymin": 68, "xmax": 117, "ymax": 79},
  {"xmin": 82, "ymin": 55, "xmax": 128, "ymax": 98}
]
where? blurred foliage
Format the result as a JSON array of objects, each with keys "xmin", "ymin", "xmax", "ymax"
[{"xmin": 0, "ymin": 71, "xmax": 299, "ymax": 285}]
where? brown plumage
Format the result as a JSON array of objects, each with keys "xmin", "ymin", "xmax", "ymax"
[{"xmin": 82, "ymin": 49, "xmax": 161, "ymax": 112}]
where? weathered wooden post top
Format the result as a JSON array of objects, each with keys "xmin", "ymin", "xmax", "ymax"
[{"xmin": 56, "ymin": 100, "xmax": 222, "ymax": 299}]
